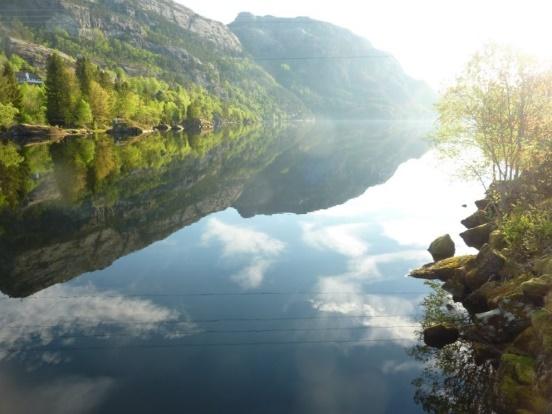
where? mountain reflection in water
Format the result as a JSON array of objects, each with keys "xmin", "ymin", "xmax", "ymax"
[
  {"xmin": 0, "ymin": 121, "xmax": 486, "ymax": 414},
  {"xmin": 0, "ymin": 121, "xmax": 427, "ymax": 298}
]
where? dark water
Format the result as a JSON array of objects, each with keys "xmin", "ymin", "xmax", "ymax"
[{"xmin": 0, "ymin": 121, "xmax": 481, "ymax": 414}]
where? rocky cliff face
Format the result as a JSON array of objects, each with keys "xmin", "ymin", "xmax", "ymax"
[{"xmin": 3, "ymin": 0, "xmax": 241, "ymax": 53}]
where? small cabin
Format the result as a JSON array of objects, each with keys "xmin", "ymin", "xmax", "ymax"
[{"xmin": 16, "ymin": 71, "xmax": 43, "ymax": 85}]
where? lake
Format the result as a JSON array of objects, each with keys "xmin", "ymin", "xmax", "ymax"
[{"xmin": 0, "ymin": 121, "xmax": 482, "ymax": 414}]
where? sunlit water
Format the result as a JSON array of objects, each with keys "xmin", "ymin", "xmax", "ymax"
[{"xmin": 0, "ymin": 122, "xmax": 482, "ymax": 413}]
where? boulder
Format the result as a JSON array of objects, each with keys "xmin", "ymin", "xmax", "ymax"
[
  {"xmin": 184, "ymin": 117, "xmax": 214, "ymax": 134},
  {"xmin": 475, "ymin": 198, "xmax": 491, "ymax": 210},
  {"xmin": 534, "ymin": 256, "xmax": 552, "ymax": 275},
  {"xmin": 461, "ymin": 210, "xmax": 488, "ymax": 229},
  {"xmin": 410, "ymin": 255, "xmax": 474, "ymax": 281},
  {"xmin": 155, "ymin": 123, "xmax": 171, "ymax": 131},
  {"xmin": 464, "ymin": 245, "xmax": 505, "ymax": 290},
  {"xmin": 521, "ymin": 276, "xmax": 552, "ymax": 302},
  {"xmin": 428, "ymin": 234, "xmax": 456, "ymax": 261},
  {"xmin": 423, "ymin": 324, "xmax": 460, "ymax": 348},
  {"xmin": 3, "ymin": 124, "xmax": 66, "ymax": 142},
  {"xmin": 460, "ymin": 223, "xmax": 496, "ymax": 249},
  {"xmin": 107, "ymin": 120, "xmax": 145, "ymax": 137}
]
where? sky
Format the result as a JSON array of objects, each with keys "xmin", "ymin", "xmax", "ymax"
[{"xmin": 176, "ymin": 0, "xmax": 552, "ymax": 90}]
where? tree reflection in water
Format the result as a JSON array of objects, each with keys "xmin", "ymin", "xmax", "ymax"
[{"xmin": 408, "ymin": 282, "xmax": 499, "ymax": 414}]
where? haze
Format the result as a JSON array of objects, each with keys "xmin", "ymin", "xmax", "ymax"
[{"xmin": 178, "ymin": 0, "xmax": 552, "ymax": 90}]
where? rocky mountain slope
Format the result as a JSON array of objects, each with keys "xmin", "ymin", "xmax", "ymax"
[
  {"xmin": 0, "ymin": 0, "xmax": 307, "ymax": 118},
  {"xmin": 230, "ymin": 13, "xmax": 435, "ymax": 119}
]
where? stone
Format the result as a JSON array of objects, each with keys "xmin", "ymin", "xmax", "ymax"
[
  {"xmin": 107, "ymin": 120, "xmax": 146, "ymax": 137},
  {"xmin": 489, "ymin": 230, "xmax": 508, "ymax": 250},
  {"xmin": 521, "ymin": 276, "xmax": 552, "ymax": 302},
  {"xmin": 464, "ymin": 244, "xmax": 506, "ymax": 291},
  {"xmin": 423, "ymin": 324, "xmax": 460, "ymax": 348},
  {"xmin": 410, "ymin": 255, "xmax": 474, "ymax": 281},
  {"xmin": 428, "ymin": 234, "xmax": 455, "ymax": 262},
  {"xmin": 475, "ymin": 198, "xmax": 491, "ymax": 210},
  {"xmin": 155, "ymin": 123, "xmax": 171, "ymax": 131},
  {"xmin": 460, "ymin": 223, "xmax": 496, "ymax": 249},
  {"xmin": 461, "ymin": 209, "xmax": 488, "ymax": 229}
]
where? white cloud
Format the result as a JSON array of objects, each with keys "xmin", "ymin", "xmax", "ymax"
[
  {"xmin": 202, "ymin": 219, "xmax": 286, "ymax": 289},
  {"xmin": 302, "ymin": 222, "xmax": 371, "ymax": 258},
  {"xmin": 202, "ymin": 218, "xmax": 285, "ymax": 256},
  {"xmin": 0, "ymin": 285, "xmax": 194, "ymax": 362},
  {"xmin": 231, "ymin": 259, "xmax": 273, "ymax": 289}
]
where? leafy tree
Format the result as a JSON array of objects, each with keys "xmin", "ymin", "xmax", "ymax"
[
  {"xmin": 0, "ymin": 103, "xmax": 19, "ymax": 127},
  {"xmin": 45, "ymin": 54, "xmax": 78, "ymax": 126},
  {"xmin": 19, "ymin": 84, "xmax": 46, "ymax": 124},
  {"xmin": 88, "ymin": 81, "xmax": 112, "ymax": 125},
  {"xmin": 0, "ymin": 63, "xmax": 22, "ymax": 110},
  {"xmin": 74, "ymin": 99, "xmax": 93, "ymax": 127},
  {"xmin": 75, "ymin": 56, "xmax": 96, "ymax": 98},
  {"xmin": 435, "ymin": 44, "xmax": 552, "ymax": 181}
]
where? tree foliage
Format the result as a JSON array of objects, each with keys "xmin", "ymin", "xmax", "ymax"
[{"xmin": 435, "ymin": 44, "xmax": 552, "ymax": 181}]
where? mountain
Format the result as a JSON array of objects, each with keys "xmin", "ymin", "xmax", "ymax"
[
  {"xmin": 0, "ymin": 0, "xmax": 307, "ymax": 119},
  {"xmin": 233, "ymin": 121, "xmax": 430, "ymax": 216},
  {"xmin": 230, "ymin": 13, "xmax": 435, "ymax": 119}
]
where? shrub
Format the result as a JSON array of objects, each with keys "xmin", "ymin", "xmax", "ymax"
[{"xmin": 502, "ymin": 208, "xmax": 552, "ymax": 258}]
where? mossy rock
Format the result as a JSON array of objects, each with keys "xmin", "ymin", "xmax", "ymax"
[
  {"xmin": 497, "ymin": 354, "xmax": 548, "ymax": 413},
  {"xmin": 460, "ymin": 223, "xmax": 496, "ymax": 249},
  {"xmin": 410, "ymin": 255, "xmax": 474, "ymax": 281},
  {"xmin": 428, "ymin": 234, "xmax": 456, "ymax": 261},
  {"xmin": 534, "ymin": 256, "xmax": 552, "ymax": 276},
  {"xmin": 511, "ymin": 327, "xmax": 540, "ymax": 356},
  {"xmin": 423, "ymin": 324, "xmax": 459, "ymax": 348},
  {"xmin": 461, "ymin": 209, "xmax": 488, "ymax": 229},
  {"xmin": 531, "ymin": 310, "xmax": 552, "ymax": 353},
  {"xmin": 501, "ymin": 354, "xmax": 536, "ymax": 385},
  {"xmin": 521, "ymin": 276, "xmax": 552, "ymax": 302}
]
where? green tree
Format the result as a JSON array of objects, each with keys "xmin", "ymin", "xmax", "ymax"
[
  {"xmin": 0, "ymin": 103, "xmax": 19, "ymax": 127},
  {"xmin": 75, "ymin": 56, "xmax": 96, "ymax": 98},
  {"xmin": 88, "ymin": 81, "xmax": 112, "ymax": 125},
  {"xmin": 435, "ymin": 44, "xmax": 552, "ymax": 182},
  {"xmin": 45, "ymin": 54, "xmax": 78, "ymax": 126},
  {"xmin": 74, "ymin": 99, "xmax": 93, "ymax": 127},
  {"xmin": 0, "ymin": 63, "xmax": 22, "ymax": 110},
  {"xmin": 19, "ymin": 84, "xmax": 46, "ymax": 124}
]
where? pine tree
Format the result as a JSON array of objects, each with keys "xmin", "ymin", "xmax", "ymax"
[
  {"xmin": 0, "ymin": 63, "xmax": 22, "ymax": 110},
  {"xmin": 46, "ymin": 54, "xmax": 77, "ymax": 127},
  {"xmin": 75, "ymin": 56, "xmax": 95, "ymax": 98}
]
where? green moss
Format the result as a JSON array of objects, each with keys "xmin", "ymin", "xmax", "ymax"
[
  {"xmin": 501, "ymin": 354, "xmax": 536, "ymax": 385},
  {"xmin": 410, "ymin": 255, "xmax": 475, "ymax": 281}
]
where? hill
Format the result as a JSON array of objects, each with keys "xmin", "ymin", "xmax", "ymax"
[{"xmin": 230, "ymin": 13, "xmax": 435, "ymax": 119}]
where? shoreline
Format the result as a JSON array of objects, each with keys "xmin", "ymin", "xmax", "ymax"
[{"xmin": 411, "ymin": 176, "xmax": 552, "ymax": 412}]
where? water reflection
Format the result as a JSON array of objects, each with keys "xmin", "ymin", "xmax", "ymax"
[
  {"xmin": 0, "ymin": 121, "xmax": 428, "ymax": 298},
  {"xmin": 0, "ymin": 121, "xmax": 480, "ymax": 414},
  {"xmin": 408, "ymin": 282, "xmax": 497, "ymax": 414}
]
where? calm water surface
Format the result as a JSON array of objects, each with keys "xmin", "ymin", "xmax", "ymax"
[{"xmin": 0, "ymin": 122, "xmax": 481, "ymax": 413}]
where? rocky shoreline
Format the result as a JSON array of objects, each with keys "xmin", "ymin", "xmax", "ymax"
[{"xmin": 411, "ymin": 181, "xmax": 552, "ymax": 412}]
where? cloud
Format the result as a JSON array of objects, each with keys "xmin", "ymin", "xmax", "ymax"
[
  {"xmin": 308, "ymin": 250, "xmax": 429, "ymax": 346},
  {"xmin": 231, "ymin": 259, "xmax": 273, "ymax": 289},
  {"xmin": 381, "ymin": 360, "xmax": 423, "ymax": 374},
  {"xmin": 0, "ymin": 285, "xmax": 195, "ymax": 363},
  {"xmin": 301, "ymin": 222, "xmax": 371, "ymax": 258},
  {"xmin": 0, "ymin": 374, "xmax": 115, "ymax": 414},
  {"xmin": 202, "ymin": 219, "xmax": 286, "ymax": 289},
  {"xmin": 202, "ymin": 218, "xmax": 285, "ymax": 257}
]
